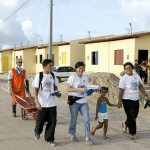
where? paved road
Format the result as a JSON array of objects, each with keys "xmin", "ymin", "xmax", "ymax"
[{"xmin": 0, "ymin": 80, "xmax": 150, "ymax": 150}]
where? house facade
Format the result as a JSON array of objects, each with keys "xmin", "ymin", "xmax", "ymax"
[{"xmin": 80, "ymin": 31, "xmax": 150, "ymax": 76}]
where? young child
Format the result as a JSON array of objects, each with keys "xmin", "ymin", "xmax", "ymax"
[{"xmin": 91, "ymin": 86, "xmax": 117, "ymax": 140}]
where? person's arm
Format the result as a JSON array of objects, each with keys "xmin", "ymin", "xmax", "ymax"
[
  {"xmin": 8, "ymin": 70, "xmax": 12, "ymax": 95},
  {"xmin": 95, "ymin": 98, "xmax": 100, "ymax": 120},
  {"xmin": 117, "ymin": 88, "xmax": 124, "ymax": 108},
  {"xmin": 139, "ymin": 84, "xmax": 149, "ymax": 100},
  {"xmin": 66, "ymin": 83, "xmax": 87, "ymax": 93},
  {"xmin": 106, "ymin": 97, "xmax": 117, "ymax": 107},
  {"xmin": 34, "ymin": 87, "xmax": 42, "ymax": 110}
]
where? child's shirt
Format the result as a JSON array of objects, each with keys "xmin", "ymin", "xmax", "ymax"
[{"xmin": 98, "ymin": 102, "xmax": 107, "ymax": 113}]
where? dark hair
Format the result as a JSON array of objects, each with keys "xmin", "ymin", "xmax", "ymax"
[
  {"xmin": 100, "ymin": 86, "xmax": 108, "ymax": 92},
  {"xmin": 75, "ymin": 61, "xmax": 85, "ymax": 69},
  {"xmin": 123, "ymin": 62, "xmax": 134, "ymax": 69},
  {"xmin": 42, "ymin": 59, "xmax": 52, "ymax": 67}
]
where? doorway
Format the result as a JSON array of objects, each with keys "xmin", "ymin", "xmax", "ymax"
[{"xmin": 138, "ymin": 50, "xmax": 148, "ymax": 64}]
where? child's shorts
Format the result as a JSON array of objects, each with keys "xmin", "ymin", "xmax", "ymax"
[{"xmin": 98, "ymin": 112, "xmax": 108, "ymax": 122}]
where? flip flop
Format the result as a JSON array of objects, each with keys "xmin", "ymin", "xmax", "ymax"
[{"xmin": 129, "ymin": 135, "xmax": 136, "ymax": 140}]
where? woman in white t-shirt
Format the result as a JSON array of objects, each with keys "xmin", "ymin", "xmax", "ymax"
[
  {"xmin": 66, "ymin": 61, "xmax": 93, "ymax": 145},
  {"xmin": 117, "ymin": 62, "xmax": 148, "ymax": 140}
]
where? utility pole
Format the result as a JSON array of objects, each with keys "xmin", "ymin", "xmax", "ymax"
[
  {"xmin": 60, "ymin": 34, "xmax": 62, "ymax": 42},
  {"xmin": 49, "ymin": 0, "xmax": 53, "ymax": 60},
  {"xmin": 88, "ymin": 31, "xmax": 91, "ymax": 39},
  {"xmin": 129, "ymin": 23, "xmax": 132, "ymax": 35}
]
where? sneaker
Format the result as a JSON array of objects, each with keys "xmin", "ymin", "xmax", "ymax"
[
  {"xmin": 129, "ymin": 135, "xmax": 136, "ymax": 140},
  {"xmin": 85, "ymin": 137, "xmax": 93, "ymax": 145},
  {"xmin": 47, "ymin": 141, "xmax": 56, "ymax": 146},
  {"xmin": 35, "ymin": 133, "xmax": 40, "ymax": 140},
  {"xmin": 70, "ymin": 134, "xmax": 79, "ymax": 141}
]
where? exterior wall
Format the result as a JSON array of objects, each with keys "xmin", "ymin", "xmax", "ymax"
[
  {"xmin": 70, "ymin": 40, "xmax": 85, "ymax": 67},
  {"xmin": 23, "ymin": 48, "xmax": 36, "ymax": 75},
  {"xmin": 35, "ymin": 48, "xmax": 47, "ymax": 73},
  {"xmin": 13, "ymin": 50, "xmax": 24, "ymax": 68},
  {"xmin": 135, "ymin": 34, "xmax": 150, "ymax": 59},
  {"xmin": 85, "ymin": 38, "xmax": 135, "ymax": 76},
  {"xmin": 53, "ymin": 46, "xmax": 59, "ymax": 66},
  {"xmin": 58, "ymin": 45, "xmax": 70, "ymax": 66}
]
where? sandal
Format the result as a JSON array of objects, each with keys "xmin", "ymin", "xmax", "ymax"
[
  {"xmin": 122, "ymin": 122, "xmax": 127, "ymax": 133},
  {"xmin": 91, "ymin": 127, "xmax": 95, "ymax": 136},
  {"xmin": 129, "ymin": 135, "xmax": 136, "ymax": 140}
]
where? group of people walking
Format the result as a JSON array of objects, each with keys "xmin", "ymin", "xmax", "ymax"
[{"xmin": 8, "ymin": 58, "xmax": 149, "ymax": 146}]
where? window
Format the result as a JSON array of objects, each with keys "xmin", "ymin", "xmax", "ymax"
[
  {"xmin": 39, "ymin": 55, "xmax": 42, "ymax": 64},
  {"xmin": 91, "ymin": 51, "xmax": 98, "ymax": 65},
  {"xmin": 16, "ymin": 56, "xmax": 18, "ymax": 60},
  {"xmin": 57, "ymin": 67, "xmax": 65, "ymax": 72},
  {"xmin": 20, "ymin": 56, "xmax": 22, "ymax": 59},
  {"xmin": 114, "ymin": 50, "xmax": 123, "ymax": 65},
  {"xmin": 47, "ymin": 54, "xmax": 49, "ymax": 59}
]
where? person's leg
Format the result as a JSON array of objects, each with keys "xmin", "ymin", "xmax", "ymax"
[
  {"xmin": 45, "ymin": 106, "xmax": 57, "ymax": 142},
  {"xmin": 80, "ymin": 103, "xmax": 90, "ymax": 137},
  {"xmin": 122, "ymin": 100, "xmax": 138, "ymax": 135},
  {"xmin": 103, "ymin": 119, "xmax": 110, "ymax": 140},
  {"xmin": 91, "ymin": 121, "xmax": 103, "ymax": 136},
  {"xmin": 68, "ymin": 103, "xmax": 79, "ymax": 136},
  {"xmin": 35, "ymin": 108, "xmax": 46, "ymax": 139}
]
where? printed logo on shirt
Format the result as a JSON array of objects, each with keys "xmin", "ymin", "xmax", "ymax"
[{"xmin": 42, "ymin": 80, "xmax": 52, "ymax": 92}]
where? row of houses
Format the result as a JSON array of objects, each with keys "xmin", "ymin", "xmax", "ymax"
[{"xmin": 0, "ymin": 31, "xmax": 150, "ymax": 76}]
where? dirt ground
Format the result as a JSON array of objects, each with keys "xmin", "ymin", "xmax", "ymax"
[{"xmin": 0, "ymin": 79, "xmax": 150, "ymax": 150}]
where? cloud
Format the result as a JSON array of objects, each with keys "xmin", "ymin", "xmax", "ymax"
[
  {"xmin": 119, "ymin": 0, "xmax": 150, "ymax": 30},
  {"xmin": 0, "ymin": 0, "xmax": 41, "ymax": 49}
]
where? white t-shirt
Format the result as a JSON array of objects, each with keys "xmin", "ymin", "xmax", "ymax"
[
  {"xmin": 32, "ymin": 73, "xmax": 58, "ymax": 107},
  {"xmin": 119, "ymin": 73, "xmax": 142, "ymax": 101},
  {"xmin": 67, "ymin": 73, "xmax": 88, "ymax": 103},
  {"xmin": 8, "ymin": 68, "xmax": 28, "ymax": 80}
]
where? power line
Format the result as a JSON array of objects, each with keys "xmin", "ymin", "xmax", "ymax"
[
  {"xmin": 65, "ymin": 0, "xmax": 88, "ymax": 32},
  {"xmin": 0, "ymin": 0, "xmax": 30, "ymax": 25},
  {"xmin": 86, "ymin": 0, "xmax": 129, "ymax": 24}
]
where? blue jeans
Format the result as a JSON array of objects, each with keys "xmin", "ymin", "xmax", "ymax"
[{"xmin": 68, "ymin": 102, "xmax": 90, "ymax": 137}]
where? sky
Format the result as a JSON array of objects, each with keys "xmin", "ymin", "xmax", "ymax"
[{"xmin": 0, "ymin": 0, "xmax": 150, "ymax": 49}]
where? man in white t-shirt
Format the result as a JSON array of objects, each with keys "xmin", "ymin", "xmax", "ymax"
[{"xmin": 32, "ymin": 59, "xmax": 58, "ymax": 146}]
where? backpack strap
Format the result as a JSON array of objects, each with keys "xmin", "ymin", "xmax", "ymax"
[
  {"xmin": 51, "ymin": 72, "xmax": 58, "ymax": 91},
  {"xmin": 39, "ymin": 72, "xmax": 43, "ymax": 90}
]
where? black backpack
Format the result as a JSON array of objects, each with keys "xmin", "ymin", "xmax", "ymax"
[{"xmin": 38, "ymin": 72, "xmax": 57, "ymax": 91}]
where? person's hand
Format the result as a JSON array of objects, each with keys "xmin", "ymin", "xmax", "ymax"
[
  {"xmin": 36, "ymin": 102, "xmax": 42, "ymax": 110},
  {"xmin": 144, "ymin": 95, "xmax": 149, "ymax": 100},
  {"xmin": 117, "ymin": 101, "xmax": 122, "ymax": 108},
  {"xmin": 79, "ymin": 87, "xmax": 87, "ymax": 93}
]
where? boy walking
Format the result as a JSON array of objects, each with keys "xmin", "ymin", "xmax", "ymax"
[{"xmin": 32, "ymin": 59, "xmax": 58, "ymax": 146}]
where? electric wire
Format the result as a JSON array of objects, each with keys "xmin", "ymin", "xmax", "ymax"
[
  {"xmin": 0, "ymin": 0, "xmax": 30, "ymax": 25},
  {"xmin": 86, "ymin": 0, "xmax": 130, "ymax": 24}
]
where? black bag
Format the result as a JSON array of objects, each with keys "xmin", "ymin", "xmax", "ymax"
[{"xmin": 67, "ymin": 96, "xmax": 82, "ymax": 105}]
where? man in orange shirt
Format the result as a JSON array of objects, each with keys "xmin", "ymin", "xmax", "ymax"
[{"xmin": 8, "ymin": 58, "xmax": 30, "ymax": 117}]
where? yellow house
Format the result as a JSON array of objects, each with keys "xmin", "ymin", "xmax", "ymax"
[
  {"xmin": 0, "ymin": 48, "xmax": 13, "ymax": 73},
  {"xmin": 80, "ymin": 31, "xmax": 150, "ymax": 76},
  {"xmin": 13, "ymin": 45, "xmax": 37, "ymax": 75}
]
